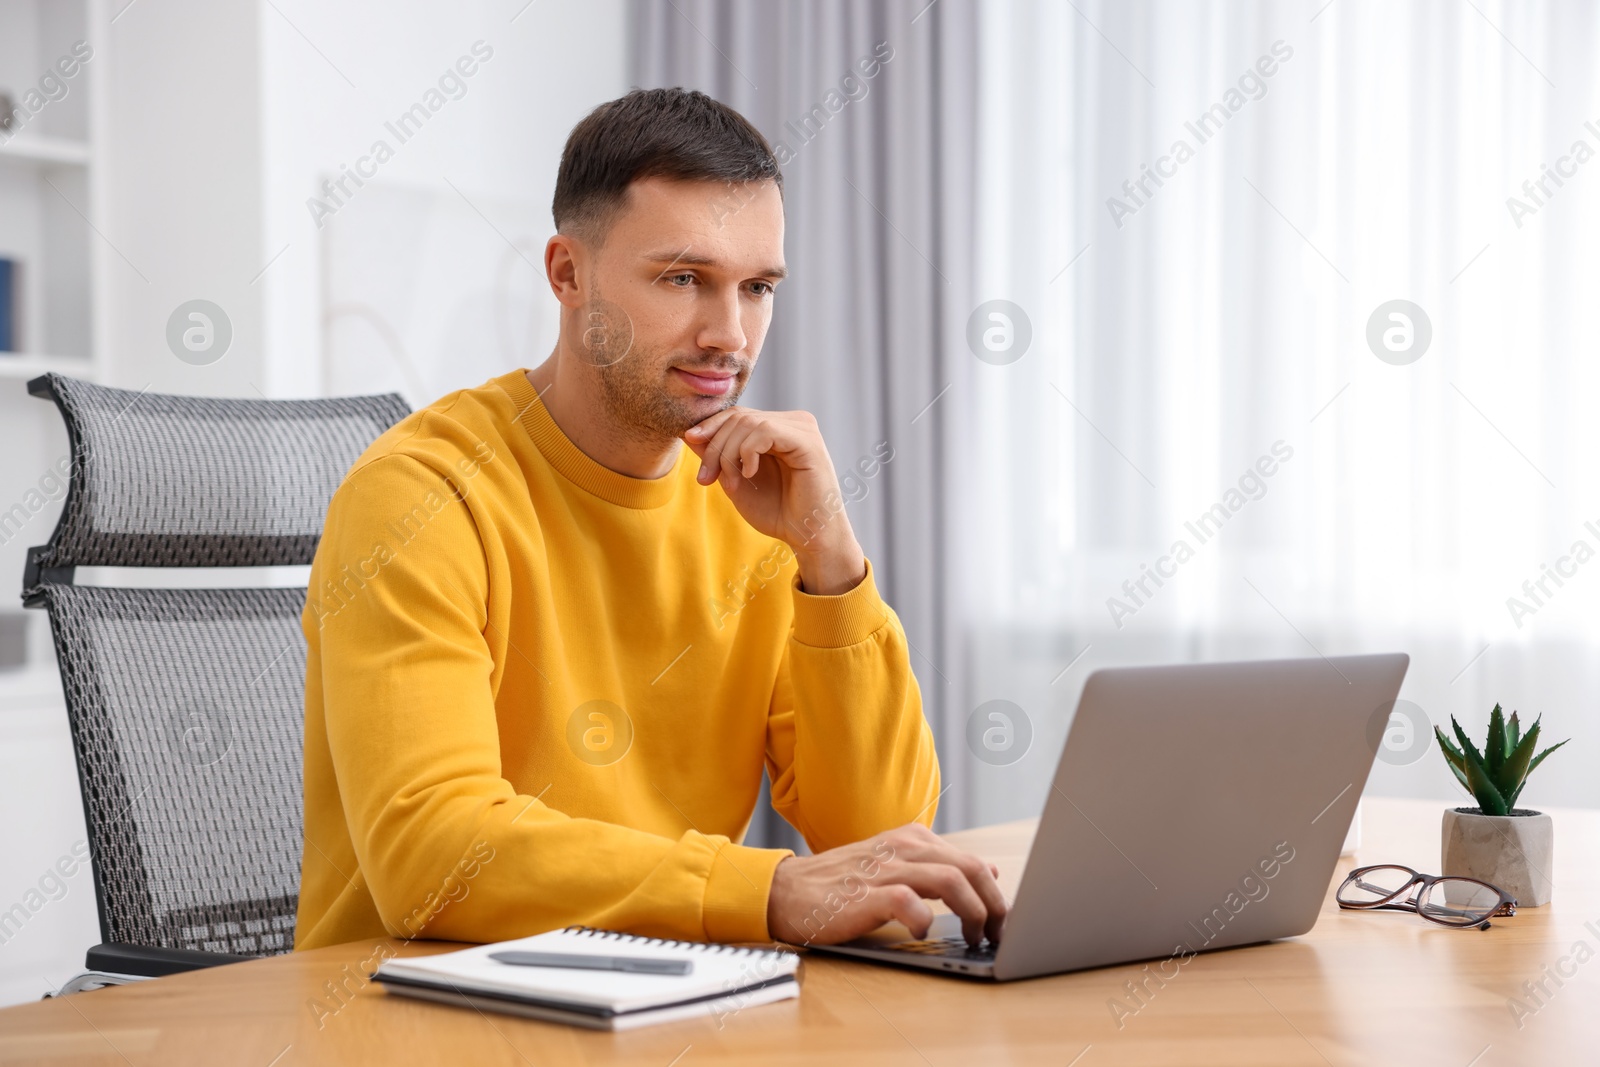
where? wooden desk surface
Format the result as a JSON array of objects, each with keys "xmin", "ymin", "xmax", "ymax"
[{"xmin": 2, "ymin": 797, "xmax": 1597, "ymax": 1065}]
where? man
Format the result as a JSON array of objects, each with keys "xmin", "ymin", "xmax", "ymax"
[{"xmin": 295, "ymin": 88, "xmax": 1005, "ymax": 953}]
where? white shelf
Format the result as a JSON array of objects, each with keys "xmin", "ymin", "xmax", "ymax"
[
  {"xmin": 0, "ymin": 136, "xmax": 92, "ymax": 166},
  {"xmin": 0, "ymin": 354, "xmax": 95, "ymax": 381}
]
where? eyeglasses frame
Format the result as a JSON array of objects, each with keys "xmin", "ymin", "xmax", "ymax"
[{"xmin": 1336, "ymin": 863, "xmax": 1517, "ymax": 930}]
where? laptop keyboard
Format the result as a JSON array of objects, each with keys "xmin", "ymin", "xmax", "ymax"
[{"xmin": 886, "ymin": 937, "xmax": 997, "ymax": 961}]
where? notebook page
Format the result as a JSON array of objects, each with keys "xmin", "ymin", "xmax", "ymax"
[{"xmin": 376, "ymin": 928, "xmax": 799, "ymax": 1013}]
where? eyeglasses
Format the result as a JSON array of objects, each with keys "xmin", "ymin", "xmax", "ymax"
[{"xmin": 1337, "ymin": 864, "xmax": 1517, "ymax": 929}]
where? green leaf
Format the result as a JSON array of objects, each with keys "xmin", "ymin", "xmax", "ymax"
[
  {"xmin": 1464, "ymin": 753, "xmax": 1510, "ymax": 816},
  {"xmin": 1449, "ymin": 717, "xmax": 1506, "ymax": 815},
  {"xmin": 1451, "ymin": 716, "xmax": 1487, "ymax": 773},
  {"xmin": 1507, "ymin": 709, "xmax": 1522, "ymax": 752},
  {"xmin": 1498, "ymin": 719, "xmax": 1542, "ymax": 796},
  {"xmin": 1508, "ymin": 781, "xmax": 1525, "ymax": 810},
  {"xmin": 1486, "ymin": 705, "xmax": 1507, "ymax": 778},
  {"xmin": 1435, "ymin": 726, "xmax": 1471, "ymax": 791},
  {"xmin": 1435, "ymin": 725, "xmax": 1464, "ymax": 763},
  {"xmin": 1526, "ymin": 739, "xmax": 1569, "ymax": 778}
]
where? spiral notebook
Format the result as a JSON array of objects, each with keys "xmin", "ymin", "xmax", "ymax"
[{"xmin": 372, "ymin": 926, "xmax": 801, "ymax": 1031}]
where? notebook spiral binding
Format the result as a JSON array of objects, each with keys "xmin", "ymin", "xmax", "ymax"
[{"xmin": 562, "ymin": 926, "xmax": 787, "ymax": 958}]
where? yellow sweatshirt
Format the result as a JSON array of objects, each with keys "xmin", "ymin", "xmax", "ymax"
[{"xmin": 293, "ymin": 369, "xmax": 940, "ymax": 951}]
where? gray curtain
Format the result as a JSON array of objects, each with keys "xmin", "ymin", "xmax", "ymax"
[{"xmin": 629, "ymin": 0, "xmax": 982, "ymax": 847}]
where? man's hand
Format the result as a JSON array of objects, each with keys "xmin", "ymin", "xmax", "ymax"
[
  {"xmin": 765, "ymin": 824, "xmax": 1008, "ymax": 947},
  {"xmin": 683, "ymin": 408, "xmax": 865, "ymax": 595}
]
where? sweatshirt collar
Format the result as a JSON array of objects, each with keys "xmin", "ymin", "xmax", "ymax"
[{"xmin": 500, "ymin": 370, "xmax": 684, "ymax": 510}]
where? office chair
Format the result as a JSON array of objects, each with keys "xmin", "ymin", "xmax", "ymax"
[{"xmin": 20, "ymin": 374, "xmax": 410, "ymax": 995}]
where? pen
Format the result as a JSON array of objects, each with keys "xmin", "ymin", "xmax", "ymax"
[{"xmin": 489, "ymin": 950, "xmax": 693, "ymax": 975}]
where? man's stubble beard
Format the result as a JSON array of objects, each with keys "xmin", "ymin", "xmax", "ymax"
[
  {"xmin": 595, "ymin": 341, "xmax": 748, "ymax": 445},
  {"xmin": 578, "ymin": 282, "xmax": 748, "ymax": 446}
]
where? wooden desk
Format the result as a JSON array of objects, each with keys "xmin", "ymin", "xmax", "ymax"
[{"xmin": 2, "ymin": 797, "xmax": 1597, "ymax": 1065}]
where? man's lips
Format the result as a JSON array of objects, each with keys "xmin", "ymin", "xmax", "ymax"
[{"xmin": 672, "ymin": 367, "xmax": 738, "ymax": 396}]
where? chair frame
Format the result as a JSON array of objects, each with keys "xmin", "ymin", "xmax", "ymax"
[{"xmin": 20, "ymin": 373, "xmax": 408, "ymax": 991}]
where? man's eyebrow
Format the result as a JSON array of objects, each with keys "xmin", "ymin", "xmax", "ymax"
[{"xmin": 644, "ymin": 247, "xmax": 788, "ymax": 280}]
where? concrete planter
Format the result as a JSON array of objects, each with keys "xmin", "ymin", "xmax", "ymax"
[{"xmin": 1441, "ymin": 807, "xmax": 1554, "ymax": 907}]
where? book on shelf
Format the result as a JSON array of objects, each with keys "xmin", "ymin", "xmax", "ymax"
[{"xmin": 0, "ymin": 257, "xmax": 18, "ymax": 352}]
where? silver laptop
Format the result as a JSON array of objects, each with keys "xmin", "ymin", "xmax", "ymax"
[{"xmin": 811, "ymin": 653, "xmax": 1409, "ymax": 981}]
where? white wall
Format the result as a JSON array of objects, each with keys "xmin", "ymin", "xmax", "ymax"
[
  {"xmin": 258, "ymin": 0, "xmax": 626, "ymax": 400},
  {"xmin": 98, "ymin": 0, "xmax": 626, "ymax": 400},
  {"xmin": 0, "ymin": 0, "xmax": 627, "ymax": 1008},
  {"xmin": 100, "ymin": 0, "xmax": 267, "ymax": 395}
]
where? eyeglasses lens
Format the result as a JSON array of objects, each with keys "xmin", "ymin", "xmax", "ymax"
[
  {"xmin": 1338, "ymin": 865, "xmax": 1415, "ymax": 905},
  {"xmin": 1422, "ymin": 879, "xmax": 1502, "ymax": 925}
]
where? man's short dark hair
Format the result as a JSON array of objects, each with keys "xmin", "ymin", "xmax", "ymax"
[{"xmin": 553, "ymin": 87, "xmax": 782, "ymax": 245}]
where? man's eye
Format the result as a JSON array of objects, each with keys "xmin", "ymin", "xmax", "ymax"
[
  {"xmin": 749, "ymin": 282, "xmax": 774, "ymax": 297},
  {"xmin": 668, "ymin": 273, "xmax": 695, "ymax": 287}
]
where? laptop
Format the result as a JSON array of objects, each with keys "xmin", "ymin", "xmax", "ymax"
[{"xmin": 810, "ymin": 653, "xmax": 1409, "ymax": 981}]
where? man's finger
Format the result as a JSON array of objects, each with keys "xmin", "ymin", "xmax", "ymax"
[
  {"xmin": 735, "ymin": 427, "xmax": 777, "ymax": 479},
  {"xmin": 703, "ymin": 414, "xmax": 793, "ymax": 484},
  {"xmin": 860, "ymin": 884, "xmax": 933, "ymax": 943},
  {"xmin": 683, "ymin": 406, "xmax": 741, "ymax": 443},
  {"xmin": 946, "ymin": 850, "xmax": 1008, "ymax": 944},
  {"xmin": 880, "ymin": 861, "xmax": 989, "ymax": 946},
  {"xmin": 695, "ymin": 411, "xmax": 749, "ymax": 483},
  {"xmin": 709, "ymin": 420, "xmax": 763, "ymax": 483},
  {"xmin": 888, "ymin": 838, "xmax": 1008, "ymax": 943}
]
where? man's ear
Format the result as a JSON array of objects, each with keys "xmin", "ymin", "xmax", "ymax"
[{"xmin": 545, "ymin": 233, "xmax": 588, "ymax": 310}]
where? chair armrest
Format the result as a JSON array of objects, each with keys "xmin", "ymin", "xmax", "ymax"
[{"xmin": 85, "ymin": 942, "xmax": 255, "ymax": 978}]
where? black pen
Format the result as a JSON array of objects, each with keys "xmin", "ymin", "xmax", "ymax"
[{"xmin": 489, "ymin": 950, "xmax": 692, "ymax": 975}]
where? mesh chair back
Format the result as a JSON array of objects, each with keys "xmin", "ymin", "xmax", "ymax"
[
  {"xmin": 40, "ymin": 585, "xmax": 309, "ymax": 954},
  {"xmin": 24, "ymin": 374, "xmax": 410, "ymax": 957},
  {"xmin": 27, "ymin": 375, "xmax": 411, "ymax": 576}
]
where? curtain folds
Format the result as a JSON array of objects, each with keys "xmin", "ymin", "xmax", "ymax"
[
  {"xmin": 963, "ymin": 0, "xmax": 1600, "ymax": 819},
  {"xmin": 630, "ymin": 0, "xmax": 983, "ymax": 845},
  {"xmin": 634, "ymin": 0, "xmax": 1600, "ymax": 831}
]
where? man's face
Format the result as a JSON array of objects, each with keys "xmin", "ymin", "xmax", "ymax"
[{"xmin": 573, "ymin": 175, "xmax": 786, "ymax": 441}]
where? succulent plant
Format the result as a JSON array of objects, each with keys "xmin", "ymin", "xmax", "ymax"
[{"xmin": 1434, "ymin": 705, "xmax": 1567, "ymax": 817}]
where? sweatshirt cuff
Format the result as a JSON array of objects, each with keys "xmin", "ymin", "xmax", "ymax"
[
  {"xmin": 702, "ymin": 839, "xmax": 792, "ymax": 943},
  {"xmin": 789, "ymin": 557, "xmax": 891, "ymax": 649}
]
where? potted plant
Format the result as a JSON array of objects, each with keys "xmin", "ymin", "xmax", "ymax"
[{"xmin": 1433, "ymin": 705, "xmax": 1567, "ymax": 907}]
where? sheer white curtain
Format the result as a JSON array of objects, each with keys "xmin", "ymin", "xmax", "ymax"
[{"xmin": 962, "ymin": 0, "xmax": 1600, "ymax": 825}]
